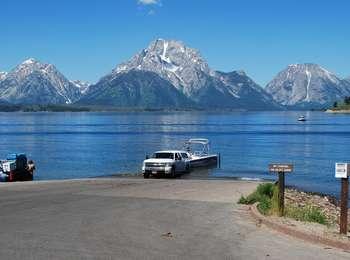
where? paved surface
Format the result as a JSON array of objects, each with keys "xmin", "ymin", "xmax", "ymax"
[{"xmin": 0, "ymin": 178, "xmax": 349, "ymax": 260}]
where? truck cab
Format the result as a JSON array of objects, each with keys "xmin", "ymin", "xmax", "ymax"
[{"xmin": 142, "ymin": 150, "xmax": 190, "ymax": 178}]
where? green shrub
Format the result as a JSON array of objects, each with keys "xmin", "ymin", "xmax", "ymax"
[
  {"xmin": 238, "ymin": 195, "xmax": 249, "ymax": 204},
  {"xmin": 238, "ymin": 183, "xmax": 275, "ymax": 215},
  {"xmin": 257, "ymin": 196, "xmax": 272, "ymax": 215},
  {"xmin": 256, "ymin": 183, "xmax": 274, "ymax": 198}
]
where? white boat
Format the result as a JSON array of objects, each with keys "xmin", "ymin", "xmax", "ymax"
[
  {"xmin": 298, "ymin": 115, "xmax": 306, "ymax": 122},
  {"xmin": 184, "ymin": 138, "xmax": 219, "ymax": 168}
]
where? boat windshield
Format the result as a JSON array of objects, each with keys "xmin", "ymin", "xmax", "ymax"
[
  {"xmin": 185, "ymin": 139, "xmax": 210, "ymax": 156},
  {"xmin": 153, "ymin": 153, "xmax": 174, "ymax": 159},
  {"xmin": 181, "ymin": 153, "xmax": 189, "ymax": 159}
]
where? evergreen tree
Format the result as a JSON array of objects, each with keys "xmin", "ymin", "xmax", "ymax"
[{"xmin": 344, "ymin": 96, "xmax": 350, "ymax": 105}]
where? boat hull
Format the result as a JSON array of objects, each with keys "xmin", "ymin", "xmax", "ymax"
[{"xmin": 189, "ymin": 155, "xmax": 218, "ymax": 168}]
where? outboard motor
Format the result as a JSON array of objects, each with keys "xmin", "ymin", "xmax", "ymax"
[
  {"xmin": 0, "ymin": 165, "xmax": 9, "ymax": 182},
  {"xmin": 5, "ymin": 153, "xmax": 34, "ymax": 182}
]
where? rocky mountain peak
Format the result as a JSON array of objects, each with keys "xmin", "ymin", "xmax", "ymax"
[
  {"xmin": 265, "ymin": 63, "xmax": 348, "ymax": 108},
  {"xmin": 284, "ymin": 63, "xmax": 340, "ymax": 84},
  {"xmin": 0, "ymin": 58, "xmax": 81, "ymax": 105},
  {"xmin": 233, "ymin": 70, "xmax": 247, "ymax": 77},
  {"xmin": 115, "ymin": 38, "xmax": 209, "ymax": 73},
  {"xmin": 12, "ymin": 58, "xmax": 57, "ymax": 81},
  {"xmin": 18, "ymin": 58, "xmax": 46, "ymax": 69},
  {"xmin": 112, "ymin": 39, "xmax": 211, "ymax": 96},
  {"xmin": 22, "ymin": 58, "xmax": 37, "ymax": 64}
]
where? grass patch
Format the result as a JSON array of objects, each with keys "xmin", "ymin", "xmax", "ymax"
[
  {"xmin": 239, "ymin": 183, "xmax": 328, "ymax": 225},
  {"xmin": 285, "ymin": 205, "xmax": 328, "ymax": 225}
]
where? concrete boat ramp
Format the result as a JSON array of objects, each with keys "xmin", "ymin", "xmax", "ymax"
[{"xmin": 0, "ymin": 178, "xmax": 349, "ymax": 260}]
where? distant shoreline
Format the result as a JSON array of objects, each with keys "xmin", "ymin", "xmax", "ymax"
[
  {"xmin": 0, "ymin": 107, "xmax": 246, "ymax": 113},
  {"xmin": 0, "ymin": 105, "xmax": 256, "ymax": 112},
  {"xmin": 325, "ymin": 109, "xmax": 350, "ymax": 113},
  {"xmin": 0, "ymin": 104, "xmax": 326, "ymax": 113}
]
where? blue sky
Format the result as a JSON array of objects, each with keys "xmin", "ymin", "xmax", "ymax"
[{"xmin": 1, "ymin": 0, "xmax": 349, "ymax": 86}]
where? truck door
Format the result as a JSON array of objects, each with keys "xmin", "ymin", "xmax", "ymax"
[{"xmin": 175, "ymin": 153, "xmax": 185, "ymax": 171}]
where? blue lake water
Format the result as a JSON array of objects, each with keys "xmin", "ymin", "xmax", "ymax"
[{"xmin": 0, "ymin": 111, "xmax": 349, "ymax": 198}]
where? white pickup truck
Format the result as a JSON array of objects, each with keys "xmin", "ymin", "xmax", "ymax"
[{"xmin": 142, "ymin": 150, "xmax": 190, "ymax": 178}]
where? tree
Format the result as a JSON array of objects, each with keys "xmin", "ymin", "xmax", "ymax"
[{"xmin": 344, "ymin": 96, "xmax": 350, "ymax": 105}]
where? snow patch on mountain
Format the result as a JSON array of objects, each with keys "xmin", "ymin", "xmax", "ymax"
[
  {"xmin": 22, "ymin": 58, "xmax": 36, "ymax": 65},
  {"xmin": 305, "ymin": 69, "xmax": 311, "ymax": 101},
  {"xmin": 71, "ymin": 80, "xmax": 91, "ymax": 94},
  {"xmin": 160, "ymin": 40, "xmax": 170, "ymax": 63},
  {"xmin": 0, "ymin": 72, "xmax": 7, "ymax": 81}
]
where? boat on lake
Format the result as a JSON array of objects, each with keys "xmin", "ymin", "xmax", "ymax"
[
  {"xmin": 184, "ymin": 138, "xmax": 219, "ymax": 168},
  {"xmin": 142, "ymin": 138, "xmax": 219, "ymax": 178},
  {"xmin": 298, "ymin": 115, "xmax": 306, "ymax": 122}
]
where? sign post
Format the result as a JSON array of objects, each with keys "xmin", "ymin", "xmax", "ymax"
[
  {"xmin": 278, "ymin": 170, "xmax": 285, "ymax": 216},
  {"xmin": 269, "ymin": 164, "xmax": 293, "ymax": 217},
  {"xmin": 335, "ymin": 163, "xmax": 349, "ymax": 235}
]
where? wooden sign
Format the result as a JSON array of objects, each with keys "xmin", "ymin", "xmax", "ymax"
[
  {"xmin": 269, "ymin": 164, "xmax": 293, "ymax": 173},
  {"xmin": 268, "ymin": 163, "xmax": 293, "ymax": 216},
  {"xmin": 335, "ymin": 163, "xmax": 349, "ymax": 179}
]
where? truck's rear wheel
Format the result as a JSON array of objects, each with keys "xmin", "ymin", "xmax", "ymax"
[{"xmin": 171, "ymin": 167, "xmax": 176, "ymax": 178}]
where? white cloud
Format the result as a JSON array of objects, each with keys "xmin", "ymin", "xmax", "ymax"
[
  {"xmin": 138, "ymin": 0, "xmax": 160, "ymax": 5},
  {"xmin": 137, "ymin": 0, "xmax": 161, "ymax": 16},
  {"xmin": 148, "ymin": 10, "xmax": 156, "ymax": 15}
]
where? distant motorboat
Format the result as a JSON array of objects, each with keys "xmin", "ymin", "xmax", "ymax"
[{"xmin": 298, "ymin": 115, "xmax": 306, "ymax": 122}]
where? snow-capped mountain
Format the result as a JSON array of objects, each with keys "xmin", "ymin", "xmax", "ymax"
[
  {"xmin": 71, "ymin": 80, "xmax": 91, "ymax": 94},
  {"xmin": 83, "ymin": 39, "xmax": 277, "ymax": 109},
  {"xmin": 0, "ymin": 72, "xmax": 7, "ymax": 81},
  {"xmin": 0, "ymin": 58, "xmax": 81, "ymax": 105},
  {"xmin": 265, "ymin": 63, "xmax": 350, "ymax": 109},
  {"xmin": 114, "ymin": 39, "xmax": 211, "ymax": 97}
]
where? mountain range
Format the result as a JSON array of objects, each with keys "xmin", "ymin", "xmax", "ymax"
[
  {"xmin": 0, "ymin": 39, "xmax": 349, "ymax": 110},
  {"xmin": 79, "ymin": 39, "xmax": 277, "ymax": 110},
  {"xmin": 0, "ymin": 58, "xmax": 81, "ymax": 105}
]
